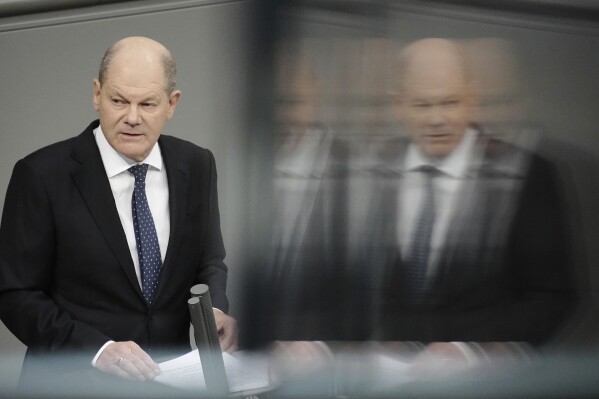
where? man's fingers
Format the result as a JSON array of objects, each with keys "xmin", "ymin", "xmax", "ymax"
[
  {"xmin": 213, "ymin": 311, "xmax": 239, "ymax": 353},
  {"xmin": 96, "ymin": 341, "xmax": 159, "ymax": 381},
  {"xmin": 130, "ymin": 344, "xmax": 161, "ymax": 373},
  {"xmin": 219, "ymin": 331, "xmax": 238, "ymax": 353},
  {"xmin": 114, "ymin": 356, "xmax": 148, "ymax": 381},
  {"xmin": 110, "ymin": 362, "xmax": 134, "ymax": 380},
  {"xmin": 121, "ymin": 354, "xmax": 159, "ymax": 380},
  {"xmin": 217, "ymin": 324, "xmax": 235, "ymax": 352},
  {"xmin": 100, "ymin": 355, "xmax": 134, "ymax": 380}
]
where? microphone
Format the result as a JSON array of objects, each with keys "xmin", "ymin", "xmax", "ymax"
[{"xmin": 188, "ymin": 284, "xmax": 229, "ymax": 393}]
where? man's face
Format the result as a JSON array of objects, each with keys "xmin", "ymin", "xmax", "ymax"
[
  {"xmin": 93, "ymin": 54, "xmax": 180, "ymax": 162},
  {"xmin": 395, "ymin": 56, "xmax": 475, "ymax": 158}
]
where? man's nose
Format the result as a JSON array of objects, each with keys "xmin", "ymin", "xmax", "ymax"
[
  {"xmin": 427, "ymin": 105, "xmax": 446, "ymax": 126},
  {"xmin": 125, "ymin": 106, "xmax": 140, "ymax": 126}
]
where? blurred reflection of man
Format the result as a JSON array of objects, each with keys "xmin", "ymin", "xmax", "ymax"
[
  {"xmin": 250, "ymin": 38, "xmax": 579, "ymax": 390},
  {"xmin": 266, "ymin": 41, "xmax": 353, "ymax": 341},
  {"xmin": 364, "ymin": 38, "xmax": 576, "ymax": 350}
]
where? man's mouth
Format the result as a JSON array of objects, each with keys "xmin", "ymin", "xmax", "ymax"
[{"xmin": 425, "ymin": 132, "xmax": 450, "ymax": 139}]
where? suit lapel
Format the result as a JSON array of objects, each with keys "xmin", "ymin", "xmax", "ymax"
[
  {"xmin": 155, "ymin": 137, "xmax": 190, "ymax": 302},
  {"xmin": 435, "ymin": 138, "xmax": 525, "ymax": 288},
  {"xmin": 70, "ymin": 122, "xmax": 142, "ymax": 299}
]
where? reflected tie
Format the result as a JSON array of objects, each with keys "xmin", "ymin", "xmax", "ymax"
[
  {"xmin": 129, "ymin": 164, "xmax": 162, "ymax": 305},
  {"xmin": 404, "ymin": 166, "xmax": 438, "ymax": 303}
]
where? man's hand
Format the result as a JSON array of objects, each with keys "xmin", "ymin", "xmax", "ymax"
[
  {"xmin": 268, "ymin": 341, "xmax": 333, "ymax": 383},
  {"xmin": 214, "ymin": 309, "xmax": 238, "ymax": 353},
  {"xmin": 95, "ymin": 341, "xmax": 160, "ymax": 381},
  {"xmin": 409, "ymin": 342, "xmax": 471, "ymax": 378}
]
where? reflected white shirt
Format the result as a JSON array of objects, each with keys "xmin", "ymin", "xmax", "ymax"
[{"xmin": 399, "ymin": 129, "xmax": 479, "ymax": 277}]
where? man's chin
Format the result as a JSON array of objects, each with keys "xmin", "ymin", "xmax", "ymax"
[
  {"xmin": 115, "ymin": 144, "xmax": 151, "ymax": 163},
  {"xmin": 420, "ymin": 140, "xmax": 457, "ymax": 159}
]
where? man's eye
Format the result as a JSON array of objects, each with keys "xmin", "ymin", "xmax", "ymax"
[
  {"xmin": 142, "ymin": 103, "xmax": 157, "ymax": 108},
  {"xmin": 111, "ymin": 99, "xmax": 125, "ymax": 105},
  {"xmin": 442, "ymin": 99, "xmax": 460, "ymax": 107}
]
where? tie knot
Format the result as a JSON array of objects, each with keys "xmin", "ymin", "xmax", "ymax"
[
  {"xmin": 128, "ymin": 164, "xmax": 150, "ymax": 182},
  {"xmin": 416, "ymin": 165, "xmax": 442, "ymax": 180},
  {"xmin": 417, "ymin": 165, "xmax": 439, "ymax": 174}
]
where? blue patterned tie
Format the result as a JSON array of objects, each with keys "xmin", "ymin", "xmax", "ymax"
[
  {"xmin": 129, "ymin": 164, "xmax": 162, "ymax": 305},
  {"xmin": 404, "ymin": 166, "xmax": 438, "ymax": 303}
]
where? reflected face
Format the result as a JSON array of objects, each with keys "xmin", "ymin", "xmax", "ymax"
[
  {"xmin": 93, "ymin": 52, "xmax": 180, "ymax": 162},
  {"xmin": 396, "ymin": 44, "xmax": 475, "ymax": 158},
  {"xmin": 275, "ymin": 52, "xmax": 318, "ymax": 131},
  {"xmin": 276, "ymin": 94, "xmax": 317, "ymax": 129}
]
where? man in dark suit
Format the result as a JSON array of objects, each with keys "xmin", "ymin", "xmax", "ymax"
[{"xmin": 0, "ymin": 36, "xmax": 237, "ymax": 386}]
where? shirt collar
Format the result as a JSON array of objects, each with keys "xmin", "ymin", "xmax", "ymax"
[
  {"xmin": 93, "ymin": 125, "xmax": 163, "ymax": 178},
  {"xmin": 405, "ymin": 128, "xmax": 478, "ymax": 178}
]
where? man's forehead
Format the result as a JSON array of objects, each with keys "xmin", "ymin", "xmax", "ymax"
[
  {"xmin": 102, "ymin": 59, "xmax": 166, "ymax": 90},
  {"xmin": 398, "ymin": 39, "xmax": 472, "ymax": 93},
  {"xmin": 402, "ymin": 78, "xmax": 470, "ymax": 98},
  {"xmin": 102, "ymin": 81, "xmax": 165, "ymax": 98}
]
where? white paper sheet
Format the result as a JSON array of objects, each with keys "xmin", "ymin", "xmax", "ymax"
[{"xmin": 155, "ymin": 350, "xmax": 269, "ymax": 394}]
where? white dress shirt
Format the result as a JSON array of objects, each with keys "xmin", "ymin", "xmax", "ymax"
[
  {"xmin": 399, "ymin": 129, "xmax": 480, "ymax": 278},
  {"xmin": 93, "ymin": 126, "xmax": 170, "ymax": 285}
]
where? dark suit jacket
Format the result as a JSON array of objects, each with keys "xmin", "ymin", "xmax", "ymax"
[
  {"xmin": 366, "ymin": 135, "xmax": 578, "ymax": 345},
  {"xmin": 0, "ymin": 120, "xmax": 228, "ymax": 380},
  {"xmin": 248, "ymin": 132, "xmax": 578, "ymax": 347}
]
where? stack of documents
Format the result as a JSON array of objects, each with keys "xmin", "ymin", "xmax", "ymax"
[{"xmin": 156, "ymin": 350, "xmax": 270, "ymax": 395}]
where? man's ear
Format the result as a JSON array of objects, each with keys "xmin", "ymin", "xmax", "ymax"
[
  {"xmin": 166, "ymin": 90, "xmax": 182, "ymax": 120},
  {"xmin": 92, "ymin": 79, "xmax": 101, "ymax": 112}
]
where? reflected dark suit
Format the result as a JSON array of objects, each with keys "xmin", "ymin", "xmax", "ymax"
[
  {"xmin": 0, "ymin": 120, "xmax": 228, "ymax": 380},
  {"xmin": 244, "ymin": 132, "xmax": 577, "ymax": 347},
  {"xmin": 243, "ymin": 134, "xmax": 359, "ymax": 344},
  {"xmin": 367, "ymin": 135, "xmax": 577, "ymax": 345}
]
